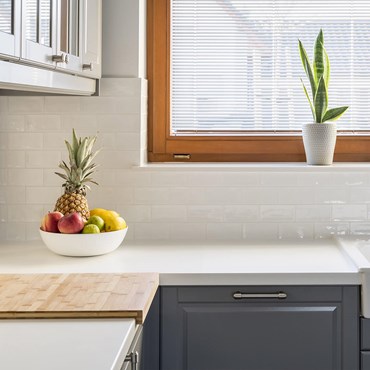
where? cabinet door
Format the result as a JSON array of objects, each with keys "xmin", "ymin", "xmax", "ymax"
[
  {"xmin": 0, "ymin": 0, "xmax": 20, "ymax": 58},
  {"xmin": 80, "ymin": 0, "xmax": 101, "ymax": 78},
  {"xmin": 161, "ymin": 286, "xmax": 359, "ymax": 370},
  {"xmin": 21, "ymin": 0, "xmax": 57, "ymax": 67},
  {"xmin": 55, "ymin": 0, "xmax": 80, "ymax": 73}
]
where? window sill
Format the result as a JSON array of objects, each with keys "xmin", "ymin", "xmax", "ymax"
[{"xmin": 134, "ymin": 162, "xmax": 370, "ymax": 172}]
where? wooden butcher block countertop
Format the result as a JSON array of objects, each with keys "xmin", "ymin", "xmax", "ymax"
[{"xmin": 0, "ymin": 273, "xmax": 159, "ymax": 324}]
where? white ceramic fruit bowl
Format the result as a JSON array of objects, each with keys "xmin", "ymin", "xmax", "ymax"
[{"xmin": 39, "ymin": 228, "xmax": 128, "ymax": 257}]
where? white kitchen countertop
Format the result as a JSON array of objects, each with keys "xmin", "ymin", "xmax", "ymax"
[
  {"xmin": 0, "ymin": 238, "xmax": 360, "ymax": 285},
  {"xmin": 0, "ymin": 318, "xmax": 136, "ymax": 370}
]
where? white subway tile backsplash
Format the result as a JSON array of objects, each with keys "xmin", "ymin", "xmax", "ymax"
[
  {"xmin": 135, "ymin": 187, "xmax": 170, "ymax": 205},
  {"xmin": 0, "ymin": 97, "xmax": 8, "ymax": 112},
  {"xmin": 115, "ymin": 133, "xmax": 141, "ymax": 150},
  {"xmin": 9, "ymin": 97, "xmax": 44, "ymax": 113},
  {"xmin": 61, "ymin": 115, "xmax": 97, "ymax": 132},
  {"xmin": 81, "ymin": 97, "xmax": 141, "ymax": 114},
  {"xmin": 350, "ymin": 188, "xmax": 370, "ymax": 204},
  {"xmin": 207, "ymin": 223, "xmax": 243, "ymax": 240},
  {"xmin": 314, "ymin": 223, "xmax": 349, "ymax": 238},
  {"xmin": 260, "ymin": 205, "xmax": 295, "ymax": 221},
  {"xmin": 0, "ymin": 115, "xmax": 25, "ymax": 132},
  {"xmin": 26, "ymin": 151, "xmax": 60, "ymax": 168},
  {"xmin": 243, "ymin": 187, "xmax": 279, "ymax": 205},
  {"xmin": 26, "ymin": 115, "xmax": 61, "ymax": 131},
  {"xmin": 8, "ymin": 133, "xmax": 43, "ymax": 150},
  {"xmin": 315, "ymin": 188, "xmax": 348, "ymax": 204},
  {"xmin": 3, "ymin": 187, "xmax": 26, "ymax": 204},
  {"xmin": 134, "ymin": 223, "xmax": 170, "ymax": 240},
  {"xmin": 97, "ymin": 114, "xmax": 141, "ymax": 133},
  {"xmin": 1, "ymin": 78, "xmax": 370, "ymax": 242},
  {"xmin": 223, "ymin": 205, "xmax": 259, "ymax": 222},
  {"xmin": 350, "ymin": 223, "xmax": 370, "ymax": 236},
  {"xmin": 151, "ymin": 172, "xmax": 188, "ymax": 187},
  {"xmin": 44, "ymin": 97, "xmax": 80, "ymax": 113},
  {"xmin": 0, "ymin": 151, "xmax": 25, "ymax": 168},
  {"xmin": 119, "ymin": 205, "xmax": 151, "ymax": 223},
  {"xmin": 169, "ymin": 223, "xmax": 206, "ymax": 240},
  {"xmin": 8, "ymin": 204, "xmax": 44, "ymax": 222},
  {"xmin": 278, "ymin": 188, "xmax": 314, "ymax": 205},
  {"xmin": 243, "ymin": 223, "xmax": 279, "ymax": 240},
  {"xmin": 260, "ymin": 173, "xmax": 298, "ymax": 187},
  {"xmin": 296, "ymin": 205, "xmax": 331, "ymax": 221},
  {"xmin": 152, "ymin": 205, "xmax": 187, "ymax": 222},
  {"xmin": 115, "ymin": 171, "xmax": 150, "ymax": 187},
  {"xmin": 26, "ymin": 187, "xmax": 61, "ymax": 205},
  {"xmin": 278, "ymin": 223, "xmax": 314, "ymax": 240},
  {"xmin": 187, "ymin": 206, "xmax": 224, "ymax": 222},
  {"xmin": 332, "ymin": 205, "xmax": 367, "ymax": 221},
  {"xmin": 8, "ymin": 169, "xmax": 44, "ymax": 186}
]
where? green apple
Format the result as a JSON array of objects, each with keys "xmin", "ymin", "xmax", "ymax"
[
  {"xmin": 86, "ymin": 215, "xmax": 105, "ymax": 231},
  {"xmin": 82, "ymin": 224, "xmax": 100, "ymax": 234}
]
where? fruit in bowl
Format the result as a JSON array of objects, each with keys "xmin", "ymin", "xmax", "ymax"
[
  {"xmin": 40, "ymin": 211, "xmax": 63, "ymax": 233},
  {"xmin": 58, "ymin": 212, "xmax": 85, "ymax": 234},
  {"xmin": 39, "ymin": 130, "xmax": 128, "ymax": 256},
  {"xmin": 39, "ymin": 227, "xmax": 128, "ymax": 257},
  {"xmin": 39, "ymin": 208, "xmax": 128, "ymax": 256}
]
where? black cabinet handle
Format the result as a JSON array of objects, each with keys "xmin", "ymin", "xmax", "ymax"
[{"xmin": 233, "ymin": 291, "xmax": 287, "ymax": 300}]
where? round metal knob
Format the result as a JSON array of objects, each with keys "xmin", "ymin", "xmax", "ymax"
[
  {"xmin": 52, "ymin": 53, "xmax": 69, "ymax": 64},
  {"xmin": 82, "ymin": 62, "xmax": 94, "ymax": 71}
]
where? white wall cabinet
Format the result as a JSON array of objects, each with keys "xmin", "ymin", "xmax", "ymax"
[
  {"xmin": 0, "ymin": 0, "xmax": 101, "ymax": 94},
  {"xmin": 0, "ymin": 0, "xmax": 21, "ymax": 59}
]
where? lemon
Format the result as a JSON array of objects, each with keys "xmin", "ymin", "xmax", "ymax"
[
  {"xmin": 108, "ymin": 210, "xmax": 120, "ymax": 217},
  {"xmin": 105, "ymin": 215, "xmax": 127, "ymax": 232},
  {"xmin": 90, "ymin": 208, "xmax": 108, "ymax": 218}
]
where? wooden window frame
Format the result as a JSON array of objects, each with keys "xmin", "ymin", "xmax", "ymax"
[{"xmin": 147, "ymin": 0, "xmax": 370, "ymax": 162}]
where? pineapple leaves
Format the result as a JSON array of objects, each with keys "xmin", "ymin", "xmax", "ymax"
[
  {"xmin": 323, "ymin": 106, "xmax": 349, "ymax": 122},
  {"xmin": 56, "ymin": 130, "xmax": 100, "ymax": 192},
  {"xmin": 299, "ymin": 29, "xmax": 348, "ymax": 123}
]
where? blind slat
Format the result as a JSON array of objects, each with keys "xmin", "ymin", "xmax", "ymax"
[{"xmin": 171, "ymin": 0, "xmax": 370, "ymax": 134}]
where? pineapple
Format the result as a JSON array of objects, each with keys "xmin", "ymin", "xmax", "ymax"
[{"xmin": 54, "ymin": 129, "xmax": 99, "ymax": 220}]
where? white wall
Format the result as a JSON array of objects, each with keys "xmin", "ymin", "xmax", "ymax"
[
  {"xmin": 0, "ymin": 2, "xmax": 370, "ymax": 242},
  {"xmin": 102, "ymin": 0, "xmax": 146, "ymax": 78}
]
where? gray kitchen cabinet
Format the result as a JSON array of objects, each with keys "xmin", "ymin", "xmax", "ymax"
[{"xmin": 160, "ymin": 286, "xmax": 359, "ymax": 370}]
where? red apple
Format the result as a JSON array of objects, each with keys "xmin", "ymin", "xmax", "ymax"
[
  {"xmin": 40, "ymin": 212, "xmax": 64, "ymax": 233},
  {"xmin": 58, "ymin": 212, "xmax": 85, "ymax": 234}
]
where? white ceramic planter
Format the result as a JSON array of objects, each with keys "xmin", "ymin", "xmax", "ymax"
[{"xmin": 302, "ymin": 123, "xmax": 337, "ymax": 165}]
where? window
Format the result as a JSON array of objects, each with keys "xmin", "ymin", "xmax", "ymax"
[{"xmin": 147, "ymin": 0, "xmax": 370, "ymax": 162}]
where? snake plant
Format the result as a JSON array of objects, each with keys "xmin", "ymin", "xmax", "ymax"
[{"xmin": 299, "ymin": 29, "xmax": 348, "ymax": 123}]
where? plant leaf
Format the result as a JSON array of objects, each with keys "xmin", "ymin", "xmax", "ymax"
[
  {"xmin": 314, "ymin": 77, "xmax": 328, "ymax": 123},
  {"xmin": 300, "ymin": 78, "xmax": 315, "ymax": 120},
  {"xmin": 299, "ymin": 40, "xmax": 317, "ymax": 99},
  {"xmin": 322, "ymin": 106, "xmax": 349, "ymax": 122},
  {"xmin": 323, "ymin": 45, "xmax": 330, "ymax": 89},
  {"xmin": 313, "ymin": 29, "xmax": 325, "ymax": 84}
]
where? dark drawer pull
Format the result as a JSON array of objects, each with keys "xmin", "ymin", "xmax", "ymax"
[{"xmin": 233, "ymin": 291, "xmax": 287, "ymax": 300}]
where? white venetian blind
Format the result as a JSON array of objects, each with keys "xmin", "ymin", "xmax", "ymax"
[{"xmin": 171, "ymin": 0, "xmax": 370, "ymax": 135}]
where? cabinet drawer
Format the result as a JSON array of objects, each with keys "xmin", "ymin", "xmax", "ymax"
[
  {"xmin": 362, "ymin": 352, "xmax": 370, "ymax": 369},
  {"xmin": 362, "ymin": 319, "xmax": 370, "ymax": 350},
  {"xmin": 177, "ymin": 286, "xmax": 342, "ymax": 303}
]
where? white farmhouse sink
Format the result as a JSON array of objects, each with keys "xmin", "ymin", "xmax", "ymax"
[{"xmin": 339, "ymin": 238, "xmax": 370, "ymax": 318}]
